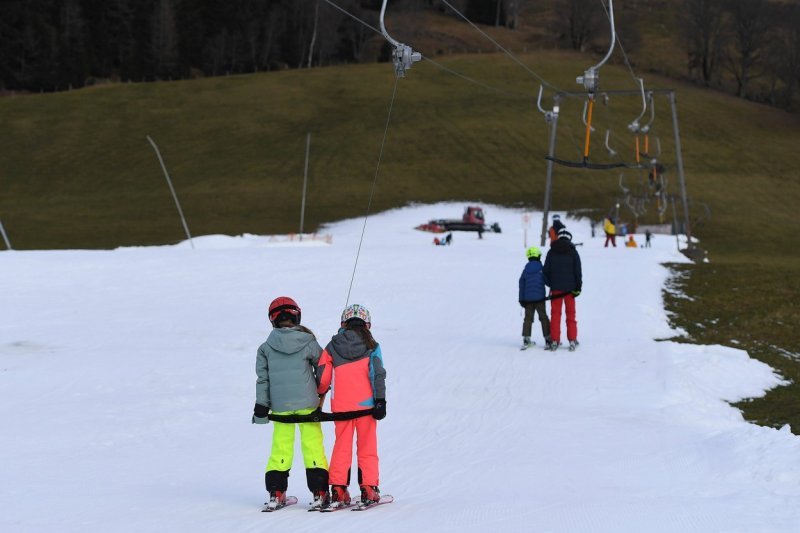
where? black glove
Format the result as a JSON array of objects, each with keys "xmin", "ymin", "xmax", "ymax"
[
  {"xmin": 253, "ymin": 403, "xmax": 270, "ymax": 424},
  {"xmin": 572, "ymin": 289, "xmax": 581, "ymax": 297},
  {"xmin": 372, "ymin": 399, "xmax": 386, "ymax": 420}
]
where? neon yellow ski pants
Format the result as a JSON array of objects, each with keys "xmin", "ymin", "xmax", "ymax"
[{"xmin": 266, "ymin": 407, "xmax": 328, "ymax": 472}]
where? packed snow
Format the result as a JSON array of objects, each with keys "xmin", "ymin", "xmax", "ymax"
[{"xmin": 1, "ymin": 202, "xmax": 798, "ymax": 532}]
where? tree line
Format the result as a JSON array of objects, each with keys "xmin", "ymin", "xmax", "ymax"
[
  {"xmin": 552, "ymin": 0, "xmax": 800, "ymax": 110},
  {"xmin": 1, "ymin": 0, "xmax": 798, "ymax": 110},
  {"xmin": 0, "ymin": 0, "xmax": 392, "ymax": 92}
]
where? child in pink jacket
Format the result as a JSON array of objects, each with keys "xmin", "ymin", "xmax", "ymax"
[{"xmin": 316, "ymin": 304, "xmax": 387, "ymax": 508}]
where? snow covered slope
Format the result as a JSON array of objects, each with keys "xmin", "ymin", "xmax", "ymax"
[{"xmin": 1, "ymin": 203, "xmax": 798, "ymax": 532}]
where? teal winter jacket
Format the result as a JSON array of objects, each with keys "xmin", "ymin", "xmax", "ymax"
[{"xmin": 255, "ymin": 327, "xmax": 323, "ymax": 413}]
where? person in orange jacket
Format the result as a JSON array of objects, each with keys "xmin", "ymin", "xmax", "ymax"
[{"xmin": 316, "ymin": 304, "xmax": 387, "ymax": 508}]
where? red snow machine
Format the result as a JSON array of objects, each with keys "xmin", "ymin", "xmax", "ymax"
[{"xmin": 414, "ymin": 206, "xmax": 502, "ymax": 234}]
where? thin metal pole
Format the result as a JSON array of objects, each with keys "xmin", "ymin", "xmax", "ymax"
[
  {"xmin": 540, "ymin": 97, "xmax": 560, "ymax": 247},
  {"xmin": 0, "ymin": 220, "xmax": 12, "ymax": 250},
  {"xmin": 146, "ymin": 135, "xmax": 194, "ymax": 249},
  {"xmin": 668, "ymin": 91, "xmax": 692, "ymax": 249},
  {"xmin": 671, "ymin": 195, "xmax": 681, "ymax": 251},
  {"xmin": 300, "ymin": 132, "xmax": 311, "ymax": 241}
]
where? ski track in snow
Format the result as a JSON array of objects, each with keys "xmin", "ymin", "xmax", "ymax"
[{"xmin": 1, "ymin": 202, "xmax": 799, "ymax": 533}]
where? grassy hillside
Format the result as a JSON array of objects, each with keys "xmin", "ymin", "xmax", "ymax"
[
  {"xmin": 3, "ymin": 51, "xmax": 797, "ymax": 250},
  {"xmin": 1, "ymin": 49, "xmax": 798, "ymax": 430}
]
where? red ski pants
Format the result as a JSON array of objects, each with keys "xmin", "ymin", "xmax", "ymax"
[
  {"xmin": 604, "ymin": 233, "xmax": 616, "ymax": 247},
  {"xmin": 329, "ymin": 416, "xmax": 379, "ymax": 487},
  {"xmin": 550, "ymin": 291, "xmax": 578, "ymax": 343}
]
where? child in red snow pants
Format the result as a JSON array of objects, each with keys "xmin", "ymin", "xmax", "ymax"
[
  {"xmin": 550, "ymin": 290, "xmax": 577, "ymax": 343},
  {"xmin": 329, "ymin": 417, "xmax": 379, "ymax": 487}
]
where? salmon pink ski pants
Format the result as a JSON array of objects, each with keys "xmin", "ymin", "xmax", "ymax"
[
  {"xmin": 329, "ymin": 416, "xmax": 379, "ymax": 487},
  {"xmin": 550, "ymin": 290, "xmax": 578, "ymax": 343}
]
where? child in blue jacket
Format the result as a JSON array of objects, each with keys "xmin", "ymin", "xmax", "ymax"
[{"xmin": 518, "ymin": 246, "xmax": 552, "ymax": 350}]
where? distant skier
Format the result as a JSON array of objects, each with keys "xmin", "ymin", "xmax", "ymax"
[
  {"xmin": 626, "ymin": 235, "xmax": 638, "ymax": 248},
  {"xmin": 644, "ymin": 229, "xmax": 652, "ymax": 248},
  {"xmin": 518, "ymin": 246, "xmax": 553, "ymax": 350},
  {"xmin": 253, "ymin": 297, "xmax": 330, "ymax": 511},
  {"xmin": 547, "ymin": 214, "xmax": 566, "ymax": 245},
  {"xmin": 317, "ymin": 304, "xmax": 387, "ymax": 508},
  {"xmin": 433, "ymin": 233, "xmax": 453, "ymax": 246},
  {"xmin": 543, "ymin": 229, "xmax": 582, "ymax": 351},
  {"xmin": 603, "ymin": 217, "xmax": 617, "ymax": 247}
]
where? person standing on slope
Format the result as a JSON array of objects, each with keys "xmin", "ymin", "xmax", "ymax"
[
  {"xmin": 518, "ymin": 246, "xmax": 553, "ymax": 350},
  {"xmin": 317, "ymin": 304, "xmax": 387, "ymax": 509},
  {"xmin": 547, "ymin": 214, "xmax": 566, "ymax": 245},
  {"xmin": 253, "ymin": 297, "xmax": 330, "ymax": 511},
  {"xmin": 603, "ymin": 217, "xmax": 617, "ymax": 247},
  {"xmin": 543, "ymin": 229, "xmax": 583, "ymax": 351}
]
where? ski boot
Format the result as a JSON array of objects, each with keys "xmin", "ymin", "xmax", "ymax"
[
  {"xmin": 520, "ymin": 336, "xmax": 533, "ymax": 350},
  {"xmin": 328, "ymin": 485, "xmax": 352, "ymax": 509},
  {"xmin": 359, "ymin": 485, "xmax": 381, "ymax": 505},
  {"xmin": 265, "ymin": 490, "xmax": 287, "ymax": 511},
  {"xmin": 546, "ymin": 341, "xmax": 560, "ymax": 351},
  {"xmin": 309, "ymin": 490, "xmax": 330, "ymax": 511},
  {"xmin": 569, "ymin": 340, "xmax": 579, "ymax": 352}
]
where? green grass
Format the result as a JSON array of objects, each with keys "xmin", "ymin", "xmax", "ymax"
[
  {"xmin": 664, "ymin": 262, "xmax": 800, "ymax": 432},
  {"xmin": 1, "ymin": 51, "xmax": 799, "ymax": 432}
]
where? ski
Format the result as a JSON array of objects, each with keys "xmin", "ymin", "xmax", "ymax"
[
  {"xmin": 319, "ymin": 501, "xmax": 358, "ymax": 513},
  {"xmin": 351, "ymin": 495, "xmax": 394, "ymax": 511},
  {"xmin": 261, "ymin": 495, "xmax": 298, "ymax": 512}
]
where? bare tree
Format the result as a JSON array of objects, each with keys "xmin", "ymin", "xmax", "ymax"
[
  {"xmin": 775, "ymin": 5, "xmax": 800, "ymax": 109},
  {"xmin": 554, "ymin": 0, "xmax": 604, "ymax": 52},
  {"xmin": 506, "ymin": 0, "xmax": 523, "ymax": 30},
  {"xmin": 680, "ymin": 0, "xmax": 726, "ymax": 86},
  {"xmin": 58, "ymin": 0, "xmax": 86, "ymax": 87},
  {"xmin": 722, "ymin": 0, "xmax": 772, "ymax": 98},
  {"xmin": 152, "ymin": 0, "xmax": 179, "ymax": 79}
]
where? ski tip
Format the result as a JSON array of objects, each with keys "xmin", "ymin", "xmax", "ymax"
[{"xmin": 351, "ymin": 495, "xmax": 394, "ymax": 511}]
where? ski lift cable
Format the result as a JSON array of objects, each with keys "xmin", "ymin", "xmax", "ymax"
[
  {"xmin": 423, "ymin": 55, "xmax": 534, "ymax": 99},
  {"xmin": 320, "ymin": 0, "xmax": 532, "ymax": 99},
  {"xmin": 345, "ymin": 77, "xmax": 401, "ymax": 307},
  {"xmin": 321, "ymin": 0, "xmax": 381, "ymax": 34},
  {"xmin": 439, "ymin": 0, "xmax": 564, "ymax": 94}
]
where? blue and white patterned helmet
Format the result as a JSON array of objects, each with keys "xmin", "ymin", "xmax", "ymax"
[{"xmin": 341, "ymin": 304, "xmax": 371, "ymax": 326}]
